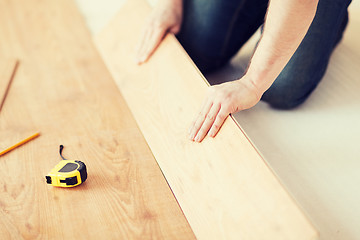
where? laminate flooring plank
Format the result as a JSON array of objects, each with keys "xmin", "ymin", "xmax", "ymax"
[
  {"xmin": 0, "ymin": 59, "xmax": 18, "ymax": 113},
  {"xmin": 96, "ymin": 0, "xmax": 318, "ymax": 239},
  {"xmin": 0, "ymin": 0, "xmax": 195, "ymax": 239}
]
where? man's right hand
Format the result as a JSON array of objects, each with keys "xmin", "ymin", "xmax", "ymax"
[{"xmin": 136, "ymin": 0, "xmax": 183, "ymax": 64}]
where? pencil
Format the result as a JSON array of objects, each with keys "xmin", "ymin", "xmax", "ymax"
[{"xmin": 0, "ymin": 132, "xmax": 40, "ymax": 157}]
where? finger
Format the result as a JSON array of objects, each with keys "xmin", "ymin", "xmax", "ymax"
[
  {"xmin": 135, "ymin": 25, "xmax": 154, "ymax": 63},
  {"xmin": 135, "ymin": 21, "xmax": 152, "ymax": 52},
  {"xmin": 208, "ymin": 105, "xmax": 230, "ymax": 138},
  {"xmin": 188, "ymin": 99, "xmax": 213, "ymax": 141},
  {"xmin": 188, "ymin": 97, "xmax": 211, "ymax": 134},
  {"xmin": 194, "ymin": 103, "xmax": 221, "ymax": 142},
  {"xmin": 136, "ymin": 26, "xmax": 157, "ymax": 64},
  {"xmin": 138, "ymin": 26, "xmax": 167, "ymax": 64},
  {"xmin": 188, "ymin": 97, "xmax": 212, "ymax": 135}
]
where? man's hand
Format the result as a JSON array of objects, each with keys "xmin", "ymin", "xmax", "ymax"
[
  {"xmin": 188, "ymin": 0, "xmax": 318, "ymax": 143},
  {"xmin": 188, "ymin": 78, "xmax": 261, "ymax": 142},
  {"xmin": 136, "ymin": 0, "xmax": 183, "ymax": 64}
]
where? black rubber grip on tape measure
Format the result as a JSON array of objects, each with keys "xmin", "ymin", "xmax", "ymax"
[
  {"xmin": 76, "ymin": 161, "xmax": 87, "ymax": 183},
  {"xmin": 60, "ymin": 176, "xmax": 78, "ymax": 185},
  {"xmin": 46, "ymin": 176, "xmax": 52, "ymax": 184}
]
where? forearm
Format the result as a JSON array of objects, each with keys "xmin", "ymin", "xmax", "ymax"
[{"xmin": 244, "ymin": 0, "xmax": 319, "ymax": 96}]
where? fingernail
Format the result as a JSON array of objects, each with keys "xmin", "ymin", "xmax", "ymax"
[
  {"xmin": 135, "ymin": 55, "xmax": 144, "ymax": 64},
  {"xmin": 188, "ymin": 133, "xmax": 194, "ymax": 141},
  {"xmin": 209, "ymin": 131, "xmax": 214, "ymax": 138},
  {"xmin": 194, "ymin": 136, "xmax": 200, "ymax": 142}
]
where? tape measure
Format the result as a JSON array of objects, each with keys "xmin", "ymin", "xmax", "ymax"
[{"xmin": 45, "ymin": 145, "xmax": 87, "ymax": 187}]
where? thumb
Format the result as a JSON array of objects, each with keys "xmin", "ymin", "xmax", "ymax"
[{"xmin": 169, "ymin": 24, "xmax": 181, "ymax": 34}]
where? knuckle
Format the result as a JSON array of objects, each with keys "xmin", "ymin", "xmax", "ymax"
[
  {"xmin": 222, "ymin": 92, "xmax": 233, "ymax": 101},
  {"xmin": 218, "ymin": 113, "xmax": 228, "ymax": 120},
  {"xmin": 212, "ymin": 124, "xmax": 220, "ymax": 130},
  {"xmin": 153, "ymin": 20, "xmax": 167, "ymax": 30},
  {"xmin": 229, "ymin": 104, "xmax": 241, "ymax": 113},
  {"xmin": 198, "ymin": 112, "xmax": 206, "ymax": 120},
  {"xmin": 194, "ymin": 122, "xmax": 203, "ymax": 130},
  {"xmin": 206, "ymin": 114, "xmax": 215, "ymax": 121}
]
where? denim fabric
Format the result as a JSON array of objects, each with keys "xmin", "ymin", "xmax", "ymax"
[{"xmin": 177, "ymin": 0, "xmax": 352, "ymax": 109}]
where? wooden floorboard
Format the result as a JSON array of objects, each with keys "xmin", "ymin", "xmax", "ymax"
[
  {"xmin": 0, "ymin": 0, "xmax": 195, "ymax": 239},
  {"xmin": 95, "ymin": 0, "xmax": 318, "ymax": 239}
]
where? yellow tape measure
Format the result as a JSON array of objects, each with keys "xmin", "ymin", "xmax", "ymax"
[{"xmin": 45, "ymin": 145, "xmax": 87, "ymax": 187}]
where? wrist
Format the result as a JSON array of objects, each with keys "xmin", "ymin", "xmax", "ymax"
[
  {"xmin": 235, "ymin": 75, "xmax": 262, "ymax": 101},
  {"xmin": 243, "ymin": 63, "xmax": 279, "ymax": 97}
]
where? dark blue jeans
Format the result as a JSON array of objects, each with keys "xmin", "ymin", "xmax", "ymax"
[{"xmin": 177, "ymin": 0, "xmax": 352, "ymax": 109}]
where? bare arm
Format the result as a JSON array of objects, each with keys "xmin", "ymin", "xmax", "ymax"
[
  {"xmin": 189, "ymin": 0, "xmax": 319, "ymax": 142},
  {"xmin": 246, "ymin": 0, "xmax": 319, "ymax": 95}
]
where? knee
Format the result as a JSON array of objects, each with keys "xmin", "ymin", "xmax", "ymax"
[
  {"xmin": 262, "ymin": 92, "xmax": 307, "ymax": 110},
  {"xmin": 261, "ymin": 74, "xmax": 319, "ymax": 110}
]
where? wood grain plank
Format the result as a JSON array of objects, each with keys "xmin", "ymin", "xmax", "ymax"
[
  {"xmin": 96, "ymin": 0, "xmax": 319, "ymax": 239},
  {"xmin": 0, "ymin": 0, "xmax": 195, "ymax": 239},
  {"xmin": 0, "ymin": 59, "xmax": 18, "ymax": 113}
]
